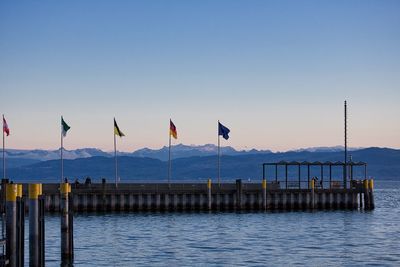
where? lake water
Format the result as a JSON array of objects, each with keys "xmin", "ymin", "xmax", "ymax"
[{"xmin": 11, "ymin": 180, "xmax": 400, "ymax": 266}]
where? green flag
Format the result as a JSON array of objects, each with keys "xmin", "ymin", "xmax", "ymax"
[{"xmin": 61, "ymin": 116, "xmax": 70, "ymax": 137}]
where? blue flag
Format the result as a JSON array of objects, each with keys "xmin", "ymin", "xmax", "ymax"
[{"xmin": 218, "ymin": 122, "xmax": 230, "ymax": 140}]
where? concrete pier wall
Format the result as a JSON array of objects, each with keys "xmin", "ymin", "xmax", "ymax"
[{"xmin": 0, "ymin": 181, "xmax": 372, "ymax": 213}]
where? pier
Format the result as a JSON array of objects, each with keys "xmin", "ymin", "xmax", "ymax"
[
  {"xmin": 0, "ymin": 160, "xmax": 375, "ymax": 213},
  {"xmin": 0, "ymin": 160, "xmax": 375, "ymax": 266}
]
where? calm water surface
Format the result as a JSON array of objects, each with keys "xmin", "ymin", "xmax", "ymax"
[{"xmin": 20, "ymin": 180, "xmax": 400, "ymax": 266}]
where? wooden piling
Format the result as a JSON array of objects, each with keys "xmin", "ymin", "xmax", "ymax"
[
  {"xmin": 207, "ymin": 179, "xmax": 212, "ymax": 211},
  {"xmin": 363, "ymin": 179, "xmax": 370, "ymax": 210},
  {"xmin": 262, "ymin": 179, "xmax": 267, "ymax": 211},
  {"xmin": 60, "ymin": 183, "xmax": 73, "ymax": 264},
  {"xmin": 6, "ymin": 184, "xmax": 17, "ymax": 267},
  {"xmin": 29, "ymin": 184, "xmax": 42, "ymax": 267},
  {"xmin": 369, "ymin": 179, "xmax": 375, "ymax": 210},
  {"xmin": 16, "ymin": 184, "xmax": 24, "ymax": 267},
  {"xmin": 311, "ymin": 179, "xmax": 315, "ymax": 210}
]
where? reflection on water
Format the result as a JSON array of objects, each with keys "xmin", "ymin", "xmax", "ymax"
[{"xmin": 11, "ymin": 180, "xmax": 400, "ymax": 265}]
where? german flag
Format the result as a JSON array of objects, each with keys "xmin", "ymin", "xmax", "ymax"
[
  {"xmin": 114, "ymin": 118, "xmax": 125, "ymax": 137},
  {"xmin": 170, "ymin": 119, "xmax": 177, "ymax": 139}
]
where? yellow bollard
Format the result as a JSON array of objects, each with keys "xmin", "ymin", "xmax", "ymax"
[
  {"xmin": 17, "ymin": 184, "xmax": 23, "ymax": 198},
  {"xmin": 6, "ymin": 184, "xmax": 18, "ymax": 265},
  {"xmin": 29, "ymin": 183, "xmax": 42, "ymax": 266},
  {"xmin": 262, "ymin": 179, "xmax": 267, "ymax": 210},
  {"xmin": 6, "ymin": 184, "xmax": 18, "ymax": 202},
  {"xmin": 60, "ymin": 182, "xmax": 73, "ymax": 262},
  {"xmin": 29, "ymin": 184, "xmax": 41, "ymax": 200},
  {"xmin": 207, "ymin": 179, "xmax": 212, "ymax": 211},
  {"xmin": 368, "ymin": 179, "xmax": 374, "ymax": 190},
  {"xmin": 60, "ymin": 183, "xmax": 70, "ymax": 195},
  {"xmin": 369, "ymin": 179, "xmax": 375, "ymax": 210},
  {"xmin": 310, "ymin": 179, "xmax": 315, "ymax": 209},
  {"xmin": 310, "ymin": 179, "xmax": 315, "ymax": 190}
]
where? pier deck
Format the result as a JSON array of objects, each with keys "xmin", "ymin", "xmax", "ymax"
[{"xmin": 1, "ymin": 180, "xmax": 374, "ymax": 213}]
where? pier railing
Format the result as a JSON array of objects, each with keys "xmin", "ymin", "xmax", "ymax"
[{"xmin": 263, "ymin": 160, "xmax": 368, "ymax": 190}]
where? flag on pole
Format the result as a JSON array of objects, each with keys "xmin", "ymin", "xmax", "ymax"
[
  {"xmin": 3, "ymin": 116, "xmax": 9, "ymax": 136},
  {"xmin": 61, "ymin": 116, "xmax": 70, "ymax": 137},
  {"xmin": 170, "ymin": 120, "xmax": 177, "ymax": 139},
  {"xmin": 218, "ymin": 122, "xmax": 230, "ymax": 140},
  {"xmin": 114, "ymin": 118, "xmax": 125, "ymax": 137}
]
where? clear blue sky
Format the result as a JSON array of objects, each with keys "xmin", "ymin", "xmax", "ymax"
[{"xmin": 1, "ymin": 0, "xmax": 399, "ymax": 152}]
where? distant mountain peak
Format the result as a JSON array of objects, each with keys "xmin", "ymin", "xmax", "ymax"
[{"xmin": 290, "ymin": 146, "xmax": 363, "ymax": 153}]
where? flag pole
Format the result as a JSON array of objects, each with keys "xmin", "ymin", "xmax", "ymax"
[
  {"xmin": 114, "ymin": 125, "xmax": 118, "ymax": 188},
  {"xmin": 61, "ymin": 117, "xmax": 64, "ymax": 183},
  {"xmin": 168, "ymin": 123, "xmax": 172, "ymax": 187},
  {"xmin": 218, "ymin": 120, "xmax": 221, "ymax": 186},
  {"xmin": 2, "ymin": 114, "xmax": 5, "ymax": 179}
]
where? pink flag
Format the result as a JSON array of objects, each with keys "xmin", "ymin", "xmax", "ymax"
[{"xmin": 3, "ymin": 116, "xmax": 9, "ymax": 136}]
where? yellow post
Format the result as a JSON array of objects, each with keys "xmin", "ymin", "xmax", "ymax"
[
  {"xmin": 17, "ymin": 184, "xmax": 23, "ymax": 198},
  {"xmin": 310, "ymin": 179, "xmax": 315, "ymax": 190},
  {"xmin": 310, "ymin": 179, "xmax": 315, "ymax": 209},
  {"xmin": 29, "ymin": 183, "xmax": 42, "ymax": 266},
  {"xmin": 60, "ymin": 183, "xmax": 70, "ymax": 195},
  {"xmin": 368, "ymin": 179, "xmax": 374, "ymax": 191},
  {"xmin": 6, "ymin": 184, "xmax": 18, "ymax": 265},
  {"xmin": 207, "ymin": 179, "xmax": 212, "ymax": 210},
  {"xmin": 368, "ymin": 179, "xmax": 375, "ymax": 210},
  {"xmin": 29, "ymin": 184, "xmax": 41, "ymax": 200},
  {"xmin": 6, "ymin": 184, "xmax": 18, "ymax": 202},
  {"xmin": 262, "ymin": 179, "xmax": 267, "ymax": 210},
  {"xmin": 60, "ymin": 182, "xmax": 73, "ymax": 262}
]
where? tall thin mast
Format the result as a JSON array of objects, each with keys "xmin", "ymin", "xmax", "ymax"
[
  {"xmin": 168, "ymin": 126, "xmax": 172, "ymax": 186},
  {"xmin": 114, "ymin": 129, "xmax": 118, "ymax": 188},
  {"xmin": 218, "ymin": 121, "xmax": 221, "ymax": 186},
  {"xmin": 61, "ymin": 122, "xmax": 64, "ymax": 183},
  {"xmin": 344, "ymin": 100, "xmax": 347, "ymax": 189},
  {"xmin": 2, "ymin": 114, "xmax": 5, "ymax": 179}
]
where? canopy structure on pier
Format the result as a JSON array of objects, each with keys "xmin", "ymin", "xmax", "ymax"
[{"xmin": 262, "ymin": 161, "xmax": 367, "ymax": 189}]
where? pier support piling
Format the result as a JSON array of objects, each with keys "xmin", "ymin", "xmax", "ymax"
[
  {"xmin": 29, "ymin": 183, "xmax": 44, "ymax": 267},
  {"xmin": 363, "ymin": 179, "xmax": 370, "ymax": 210},
  {"xmin": 236, "ymin": 179, "xmax": 243, "ymax": 210},
  {"xmin": 207, "ymin": 179, "xmax": 212, "ymax": 211},
  {"xmin": 60, "ymin": 183, "xmax": 73, "ymax": 265},
  {"xmin": 262, "ymin": 179, "xmax": 267, "ymax": 211},
  {"xmin": 311, "ymin": 179, "xmax": 315, "ymax": 210},
  {"xmin": 368, "ymin": 179, "xmax": 375, "ymax": 210},
  {"xmin": 16, "ymin": 184, "xmax": 24, "ymax": 267},
  {"xmin": 6, "ymin": 184, "xmax": 17, "ymax": 267}
]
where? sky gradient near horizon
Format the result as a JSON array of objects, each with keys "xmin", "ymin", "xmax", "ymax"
[{"xmin": 1, "ymin": 1, "xmax": 399, "ymax": 152}]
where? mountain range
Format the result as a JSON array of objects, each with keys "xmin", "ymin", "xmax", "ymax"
[
  {"xmin": 5, "ymin": 147, "xmax": 400, "ymax": 183},
  {"xmin": 6, "ymin": 144, "xmax": 271, "ymax": 167},
  {"xmin": 5, "ymin": 144, "xmax": 363, "ymax": 168}
]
